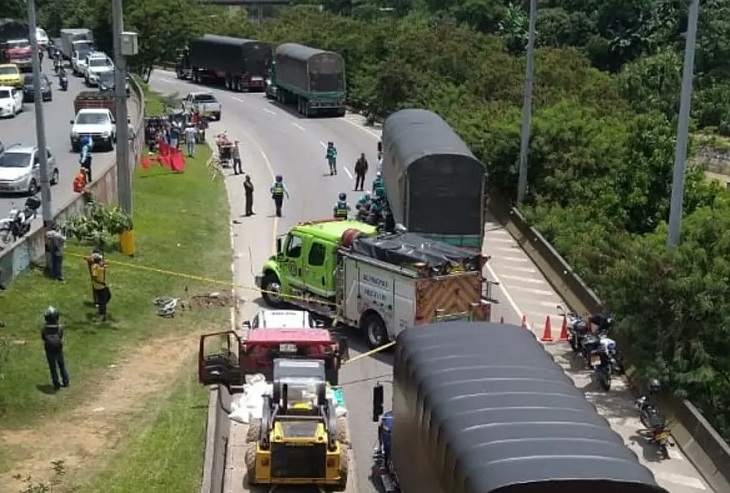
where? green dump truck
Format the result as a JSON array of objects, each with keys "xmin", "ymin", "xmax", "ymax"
[{"xmin": 265, "ymin": 43, "xmax": 346, "ymax": 117}]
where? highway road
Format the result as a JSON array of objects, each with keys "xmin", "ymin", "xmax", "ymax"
[
  {"xmin": 149, "ymin": 68, "xmax": 713, "ymax": 493},
  {"xmin": 0, "ymin": 58, "xmax": 140, "ymax": 222}
]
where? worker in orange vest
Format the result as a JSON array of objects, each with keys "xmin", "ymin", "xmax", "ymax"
[{"xmin": 73, "ymin": 167, "xmax": 88, "ymax": 194}]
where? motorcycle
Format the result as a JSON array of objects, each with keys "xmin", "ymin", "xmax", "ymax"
[
  {"xmin": 558, "ymin": 305, "xmax": 623, "ymax": 374},
  {"xmin": 599, "ymin": 332, "xmax": 624, "ymax": 375},
  {"xmin": 590, "ymin": 347, "xmax": 612, "ymax": 391},
  {"xmin": 0, "ymin": 197, "xmax": 41, "ymax": 247},
  {"xmin": 636, "ymin": 393, "xmax": 673, "ymax": 459},
  {"xmin": 58, "ymin": 73, "xmax": 68, "ymax": 91}
]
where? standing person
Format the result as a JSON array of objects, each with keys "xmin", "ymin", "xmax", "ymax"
[
  {"xmin": 270, "ymin": 175, "xmax": 290, "ymax": 218},
  {"xmin": 244, "ymin": 174, "xmax": 254, "ymax": 216},
  {"xmin": 231, "ymin": 140, "xmax": 242, "ymax": 175},
  {"xmin": 90, "ymin": 253, "xmax": 111, "ymax": 321},
  {"xmin": 86, "ymin": 249, "xmax": 102, "ymax": 305},
  {"xmin": 45, "ymin": 223, "xmax": 66, "ymax": 282},
  {"xmin": 184, "ymin": 124, "xmax": 197, "ymax": 157},
  {"xmin": 333, "ymin": 192, "xmax": 350, "ymax": 219},
  {"xmin": 41, "ymin": 306, "xmax": 69, "ymax": 391},
  {"xmin": 354, "ymin": 152, "xmax": 368, "ymax": 191},
  {"xmin": 326, "ymin": 142, "xmax": 338, "ymax": 175},
  {"xmin": 80, "ymin": 136, "xmax": 93, "ymax": 182},
  {"xmin": 169, "ymin": 121, "xmax": 180, "ymax": 149}
]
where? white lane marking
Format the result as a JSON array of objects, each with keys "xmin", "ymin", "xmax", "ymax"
[
  {"xmin": 501, "ymin": 256, "xmax": 530, "ymax": 263},
  {"xmin": 342, "ymin": 114, "xmax": 381, "ymax": 138},
  {"xmin": 494, "ymin": 246, "xmax": 520, "ymax": 253},
  {"xmin": 291, "ymin": 122, "xmax": 305, "ymax": 131},
  {"xmin": 262, "ymin": 108, "xmax": 275, "ymax": 115},
  {"xmin": 654, "ymin": 471, "xmax": 706, "ymax": 490},
  {"xmin": 501, "ymin": 274, "xmax": 546, "ymax": 284},
  {"xmin": 538, "ymin": 300, "xmax": 563, "ymax": 308},
  {"xmin": 509, "ymin": 286, "xmax": 556, "ymax": 296},
  {"xmin": 485, "ymin": 262, "xmax": 524, "ymax": 321},
  {"xmin": 501, "ymin": 265, "xmax": 538, "ymax": 274},
  {"xmin": 233, "ymin": 97, "xmax": 245, "ymax": 103},
  {"xmin": 343, "ymin": 167, "xmax": 353, "ymax": 179},
  {"xmin": 319, "ymin": 141, "xmax": 327, "ymax": 149}
]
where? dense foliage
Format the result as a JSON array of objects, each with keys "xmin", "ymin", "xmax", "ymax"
[{"xmin": 25, "ymin": 0, "xmax": 730, "ymax": 437}]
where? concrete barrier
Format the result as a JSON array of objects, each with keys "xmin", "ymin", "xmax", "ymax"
[
  {"xmin": 0, "ymin": 76, "xmax": 145, "ymax": 286},
  {"xmin": 487, "ymin": 194, "xmax": 730, "ymax": 493},
  {"xmin": 200, "ymin": 385, "xmax": 232, "ymax": 493}
]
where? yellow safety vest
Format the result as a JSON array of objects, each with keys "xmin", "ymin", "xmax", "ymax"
[{"xmin": 272, "ymin": 183, "xmax": 284, "ymax": 196}]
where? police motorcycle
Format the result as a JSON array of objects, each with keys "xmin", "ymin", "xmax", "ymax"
[
  {"xmin": 635, "ymin": 379, "xmax": 673, "ymax": 459},
  {"xmin": 0, "ymin": 197, "xmax": 41, "ymax": 247},
  {"xmin": 371, "ymin": 384, "xmax": 400, "ymax": 493}
]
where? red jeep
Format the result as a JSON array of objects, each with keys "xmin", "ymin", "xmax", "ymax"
[{"xmin": 198, "ymin": 328, "xmax": 349, "ymax": 388}]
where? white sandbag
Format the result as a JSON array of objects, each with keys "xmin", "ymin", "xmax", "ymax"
[
  {"xmin": 335, "ymin": 405, "xmax": 348, "ymax": 418},
  {"xmin": 229, "ymin": 403, "xmax": 250, "ymax": 424}
]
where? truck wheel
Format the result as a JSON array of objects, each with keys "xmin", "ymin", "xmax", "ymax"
[
  {"xmin": 332, "ymin": 450, "xmax": 348, "ymax": 491},
  {"xmin": 246, "ymin": 418, "xmax": 262, "ymax": 442},
  {"xmin": 362, "ymin": 313, "xmax": 389, "ymax": 350},
  {"xmin": 262, "ymin": 272, "xmax": 286, "ymax": 308},
  {"xmin": 336, "ymin": 417, "xmax": 349, "ymax": 446},
  {"xmin": 214, "ymin": 111, "xmax": 221, "ymax": 121},
  {"xmin": 244, "ymin": 442, "xmax": 258, "ymax": 485}
]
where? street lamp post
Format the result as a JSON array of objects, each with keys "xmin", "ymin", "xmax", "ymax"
[
  {"xmin": 667, "ymin": 0, "xmax": 700, "ymax": 248},
  {"xmin": 26, "ymin": 0, "xmax": 54, "ymax": 271},
  {"xmin": 516, "ymin": 0, "xmax": 537, "ymax": 205}
]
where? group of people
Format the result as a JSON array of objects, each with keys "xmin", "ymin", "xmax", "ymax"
[
  {"xmin": 146, "ymin": 110, "xmax": 206, "ymax": 158},
  {"xmin": 333, "ymin": 171, "xmax": 391, "ymax": 228},
  {"xmin": 215, "ymin": 132, "xmax": 243, "ymax": 175}
]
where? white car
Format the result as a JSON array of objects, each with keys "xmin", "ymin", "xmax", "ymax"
[
  {"xmin": 70, "ymin": 108, "xmax": 116, "ymax": 152},
  {"xmin": 244, "ymin": 309, "xmax": 320, "ymax": 330},
  {"xmin": 0, "ymin": 86, "xmax": 23, "ymax": 118},
  {"xmin": 182, "ymin": 92, "xmax": 222, "ymax": 120},
  {"xmin": 0, "ymin": 144, "xmax": 59, "ymax": 196},
  {"xmin": 84, "ymin": 53, "xmax": 113, "ymax": 86}
]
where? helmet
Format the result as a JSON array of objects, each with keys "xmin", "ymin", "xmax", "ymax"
[
  {"xmin": 338, "ymin": 192, "xmax": 346, "ymax": 201},
  {"xmin": 275, "ymin": 175, "xmax": 282, "ymax": 182},
  {"xmin": 364, "ymin": 191, "xmax": 371, "ymax": 198},
  {"xmin": 648, "ymin": 379, "xmax": 661, "ymax": 393},
  {"xmin": 44, "ymin": 306, "xmax": 59, "ymax": 324},
  {"xmin": 376, "ymin": 171, "xmax": 382, "ymax": 178}
]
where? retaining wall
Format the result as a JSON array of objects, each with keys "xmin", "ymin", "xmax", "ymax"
[
  {"xmin": 200, "ymin": 385, "xmax": 231, "ymax": 493},
  {"xmin": 487, "ymin": 194, "xmax": 730, "ymax": 493}
]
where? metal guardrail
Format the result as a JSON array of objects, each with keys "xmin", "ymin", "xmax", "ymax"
[{"xmin": 487, "ymin": 193, "xmax": 730, "ymax": 493}]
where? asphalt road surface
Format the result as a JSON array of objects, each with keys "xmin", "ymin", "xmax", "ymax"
[
  {"xmin": 0, "ymin": 58, "xmax": 140, "ymax": 221},
  {"xmin": 149, "ymin": 69, "xmax": 713, "ymax": 493}
]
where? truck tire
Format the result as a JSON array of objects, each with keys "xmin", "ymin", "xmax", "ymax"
[
  {"xmin": 262, "ymin": 272, "xmax": 286, "ymax": 308},
  {"xmin": 245, "ymin": 442, "xmax": 258, "ymax": 485},
  {"xmin": 332, "ymin": 450, "xmax": 349, "ymax": 491},
  {"xmin": 246, "ymin": 418, "xmax": 262, "ymax": 442},
  {"xmin": 362, "ymin": 313, "xmax": 389, "ymax": 350},
  {"xmin": 336, "ymin": 417, "xmax": 349, "ymax": 446}
]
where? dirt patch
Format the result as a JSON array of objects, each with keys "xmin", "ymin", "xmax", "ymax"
[
  {"xmin": 189, "ymin": 291, "xmax": 232, "ymax": 309},
  {"xmin": 0, "ymin": 329, "xmax": 209, "ymax": 490}
]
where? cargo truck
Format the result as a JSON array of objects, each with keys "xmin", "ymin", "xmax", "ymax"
[
  {"xmin": 379, "ymin": 108, "xmax": 487, "ymax": 249},
  {"xmin": 74, "ymin": 91, "xmax": 116, "ymax": 119},
  {"xmin": 255, "ymin": 219, "xmax": 496, "ymax": 349},
  {"xmin": 59, "ymin": 28, "xmax": 94, "ymax": 70},
  {"xmin": 371, "ymin": 322, "xmax": 670, "ymax": 493},
  {"xmin": 181, "ymin": 34, "xmax": 270, "ymax": 92},
  {"xmin": 265, "ymin": 43, "xmax": 346, "ymax": 117}
]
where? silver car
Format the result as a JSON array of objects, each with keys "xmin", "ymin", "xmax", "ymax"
[{"xmin": 0, "ymin": 144, "xmax": 59, "ymax": 195}]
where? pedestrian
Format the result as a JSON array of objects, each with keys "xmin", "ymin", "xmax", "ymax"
[
  {"xmin": 86, "ymin": 249, "xmax": 102, "ymax": 306},
  {"xmin": 270, "ymin": 174, "xmax": 290, "ymax": 218},
  {"xmin": 232, "ymin": 140, "xmax": 243, "ymax": 175},
  {"xmin": 79, "ymin": 136, "xmax": 93, "ymax": 182},
  {"xmin": 45, "ymin": 223, "xmax": 66, "ymax": 282},
  {"xmin": 326, "ymin": 142, "xmax": 338, "ymax": 175},
  {"xmin": 41, "ymin": 306, "xmax": 69, "ymax": 391},
  {"xmin": 90, "ymin": 253, "xmax": 111, "ymax": 321},
  {"xmin": 354, "ymin": 152, "xmax": 368, "ymax": 191},
  {"xmin": 169, "ymin": 122, "xmax": 180, "ymax": 149},
  {"xmin": 184, "ymin": 124, "xmax": 196, "ymax": 157},
  {"xmin": 244, "ymin": 174, "xmax": 254, "ymax": 216}
]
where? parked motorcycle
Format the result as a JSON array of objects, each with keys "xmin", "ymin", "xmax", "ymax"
[
  {"xmin": 0, "ymin": 197, "xmax": 41, "ymax": 247},
  {"xmin": 635, "ymin": 379, "xmax": 673, "ymax": 459},
  {"xmin": 599, "ymin": 331, "xmax": 624, "ymax": 375},
  {"xmin": 558, "ymin": 305, "xmax": 623, "ymax": 374}
]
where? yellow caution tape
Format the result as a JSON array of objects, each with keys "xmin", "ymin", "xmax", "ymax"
[{"xmin": 342, "ymin": 341, "xmax": 396, "ymax": 366}]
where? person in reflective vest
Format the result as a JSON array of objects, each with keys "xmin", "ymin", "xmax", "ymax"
[
  {"xmin": 372, "ymin": 171, "xmax": 385, "ymax": 195},
  {"xmin": 270, "ymin": 174, "xmax": 290, "ymax": 217},
  {"xmin": 326, "ymin": 142, "xmax": 338, "ymax": 175},
  {"xmin": 356, "ymin": 191, "xmax": 371, "ymax": 221},
  {"xmin": 333, "ymin": 192, "xmax": 350, "ymax": 219}
]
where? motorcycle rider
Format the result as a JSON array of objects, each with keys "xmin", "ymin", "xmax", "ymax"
[
  {"xmin": 58, "ymin": 67, "xmax": 68, "ymax": 91},
  {"xmin": 53, "ymin": 50, "xmax": 62, "ymax": 73},
  {"xmin": 326, "ymin": 142, "xmax": 338, "ymax": 176},
  {"xmin": 41, "ymin": 306, "xmax": 70, "ymax": 391},
  {"xmin": 333, "ymin": 193, "xmax": 350, "ymax": 219}
]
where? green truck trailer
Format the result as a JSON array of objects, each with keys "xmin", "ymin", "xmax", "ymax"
[{"xmin": 265, "ymin": 43, "xmax": 346, "ymax": 117}]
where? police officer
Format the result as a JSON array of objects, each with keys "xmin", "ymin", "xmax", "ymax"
[
  {"xmin": 333, "ymin": 193, "xmax": 350, "ymax": 219},
  {"xmin": 41, "ymin": 306, "xmax": 69, "ymax": 391},
  {"xmin": 270, "ymin": 175, "xmax": 290, "ymax": 218},
  {"xmin": 372, "ymin": 171, "xmax": 385, "ymax": 196}
]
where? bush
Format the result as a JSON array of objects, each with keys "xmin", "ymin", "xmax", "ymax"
[{"xmin": 62, "ymin": 202, "xmax": 132, "ymax": 251}]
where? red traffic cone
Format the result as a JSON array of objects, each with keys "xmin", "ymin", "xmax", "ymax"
[
  {"xmin": 521, "ymin": 315, "xmax": 528, "ymax": 330},
  {"xmin": 500, "ymin": 316, "xmax": 504, "ymax": 324},
  {"xmin": 541, "ymin": 316, "xmax": 553, "ymax": 342},
  {"xmin": 559, "ymin": 315, "xmax": 569, "ymax": 341}
]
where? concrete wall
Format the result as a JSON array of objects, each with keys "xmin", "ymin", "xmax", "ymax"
[
  {"xmin": 487, "ymin": 194, "xmax": 730, "ymax": 493},
  {"xmin": 0, "ymin": 78, "xmax": 145, "ymax": 285},
  {"xmin": 200, "ymin": 385, "xmax": 232, "ymax": 493}
]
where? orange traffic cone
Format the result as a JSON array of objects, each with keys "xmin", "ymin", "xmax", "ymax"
[
  {"xmin": 500, "ymin": 316, "xmax": 504, "ymax": 324},
  {"xmin": 521, "ymin": 315, "xmax": 528, "ymax": 330},
  {"xmin": 559, "ymin": 315, "xmax": 569, "ymax": 341},
  {"xmin": 541, "ymin": 316, "xmax": 553, "ymax": 342}
]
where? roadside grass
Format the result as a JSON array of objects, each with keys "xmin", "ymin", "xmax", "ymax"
[
  {"xmin": 0, "ymin": 88, "xmax": 231, "ymax": 477},
  {"xmin": 73, "ymin": 357, "xmax": 207, "ymax": 493}
]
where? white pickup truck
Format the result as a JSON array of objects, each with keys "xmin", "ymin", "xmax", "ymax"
[
  {"xmin": 70, "ymin": 108, "xmax": 116, "ymax": 152},
  {"xmin": 181, "ymin": 92, "xmax": 221, "ymax": 120}
]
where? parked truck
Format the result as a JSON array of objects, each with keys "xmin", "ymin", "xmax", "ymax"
[
  {"xmin": 180, "ymin": 34, "xmax": 270, "ymax": 92},
  {"xmin": 379, "ymin": 108, "xmax": 487, "ymax": 249},
  {"xmin": 74, "ymin": 91, "xmax": 116, "ymax": 118},
  {"xmin": 256, "ymin": 219, "xmax": 496, "ymax": 349},
  {"xmin": 371, "ymin": 322, "xmax": 670, "ymax": 493},
  {"xmin": 59, "ymin": 28, "xmax": 94, "ymax": 66},
  {"xmin": 265, "ymin": 43, "xmax": 346, "ymax": 117}
]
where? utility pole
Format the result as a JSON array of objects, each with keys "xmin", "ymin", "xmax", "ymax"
[
  {"xmin": 26, "ymin": 0, "xmax": 53, "ymax": 271},
  {"xmin": 516, "ymin": 0, "xmax": 537, "ymax": 205},
  {"xmin": 667, "ymin": 0, "xmax": 700, "ymax": 248},
  {"xmin": 112, "ymin": 0, "xmax": 134, "ymax": 255}
]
